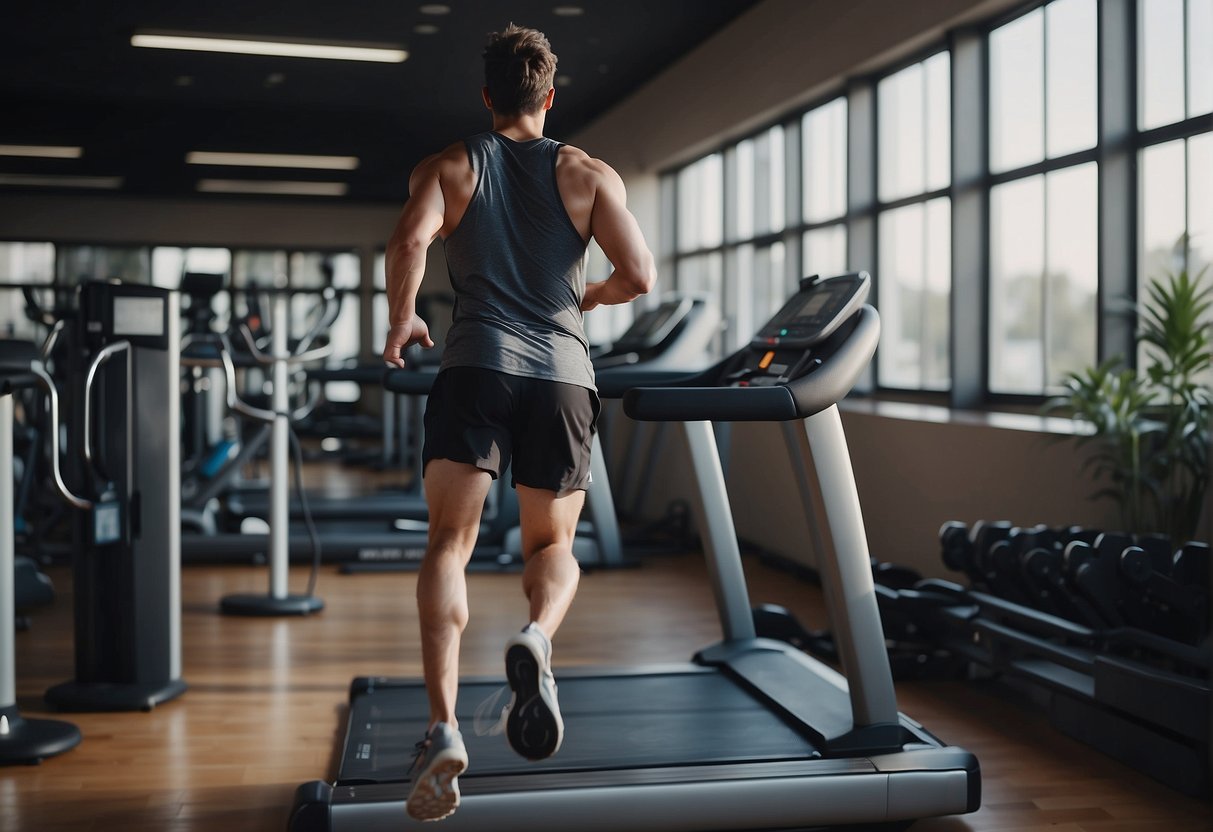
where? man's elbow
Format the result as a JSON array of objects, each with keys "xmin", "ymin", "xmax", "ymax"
[
  {"xmin": 387, "ymin": 231, "xmax": 429, "ymax": 259},
  {"xmin": 622, "ymin": 254, "xmax": 657, "ymax": 296}
]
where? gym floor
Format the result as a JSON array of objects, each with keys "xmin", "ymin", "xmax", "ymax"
[{"xmin": 5, "ymin": 549, "xmax": 1209, "ymax": 831}]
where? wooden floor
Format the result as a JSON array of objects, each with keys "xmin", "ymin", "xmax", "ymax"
[{"xmin": 5, "ymin": 553, "xmax": 1210, "ymax": 832}]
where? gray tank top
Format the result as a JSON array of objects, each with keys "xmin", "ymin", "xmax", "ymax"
[{"xmin": 440, "ymin": 131, "xmax": 594, "ymax": 390}]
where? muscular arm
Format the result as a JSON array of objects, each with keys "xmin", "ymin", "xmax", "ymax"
[
  {"xmin": 582, "ymin": 162, "xmax": 656, "ymax": 311},
  {"xmin": 383, "ymin": 156, "xmax": 444, "ymax": 366}
]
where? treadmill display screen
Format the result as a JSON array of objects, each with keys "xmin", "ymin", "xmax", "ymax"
[
  {"xmin": 794, "ymin": 290, "xmax": 834, "ymax": 320},
  {"xmin": 751, "ymin": 273, "xmax": 868, "ymax": 349}
]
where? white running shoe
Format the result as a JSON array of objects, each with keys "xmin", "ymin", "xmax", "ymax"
[
  {"xmin": 405, "ymin": 722, "xmax": 468, "ymax": 822},
  {"xmin": 503, "ymin": 622, "xmax": 564, "ymax": 760}
]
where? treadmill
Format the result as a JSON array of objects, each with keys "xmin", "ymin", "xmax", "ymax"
[{"xmin": 288, "ymin": 273, "xmax": 980, "ymax": 831}]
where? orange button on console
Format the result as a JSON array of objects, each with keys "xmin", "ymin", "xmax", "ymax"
[{"xmin": 759, "ymin": 350, "xmax": 775, "ymax": 370}]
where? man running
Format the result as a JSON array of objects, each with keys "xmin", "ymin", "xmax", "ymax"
[{"xmin": 382, "ymin": 23, "xmax": 655, "ymax": 822}]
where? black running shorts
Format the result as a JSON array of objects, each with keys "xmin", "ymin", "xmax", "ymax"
[{"xmin": 422, "ymin": 366, "xmax": 601, "ymax": 495}]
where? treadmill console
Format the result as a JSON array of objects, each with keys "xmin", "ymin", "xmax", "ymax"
[
  {"xmin": 728, "ymin": 273, "xmax": 870, "ymax": 388},
  {"xmin": 612, "ymin": 297, "xmax": 692, "ymax": 353}
]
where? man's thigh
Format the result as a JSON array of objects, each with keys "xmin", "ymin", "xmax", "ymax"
[{"xmin": 424, "ymin": 459, "xmax": 493, "ymax": 549}]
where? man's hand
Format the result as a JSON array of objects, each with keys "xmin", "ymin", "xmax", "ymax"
[
  {"xmin": 580, "ymin": 282, "xmax": 601, "ymax": 312},
  {"xmin": 383, "ymin": 317, "xmax": 435, "ymax": 368}
]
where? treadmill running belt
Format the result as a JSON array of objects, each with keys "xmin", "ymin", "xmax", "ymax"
[{"xmin": 339, "ymin": 671, "xmax": 821, "ymax": 784}]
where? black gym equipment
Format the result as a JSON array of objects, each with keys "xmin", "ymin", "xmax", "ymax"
[
  {"xmin": 0, "ymin": 340, "xmax": 82, "ymax": 764},
  {"xmin": 289, "ymin": 273, "xmax": 980, "ymax": 831},
  {"xmin": 42, "ymin": 282, "xmax": 187, "ymax": 710},
  {"xmin": 887, "ymin": 518, "xmax": 1212, "ymax": 796}
]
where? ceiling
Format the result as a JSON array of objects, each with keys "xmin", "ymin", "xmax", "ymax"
[{"xmin": 0, "ymin": 1, "xmax": 758, "ymax": 203}]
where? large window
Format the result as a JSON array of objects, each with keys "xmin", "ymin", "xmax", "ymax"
[
  {"xmin": 659, "ymin": 0, "xmax": 1209, "ymax": 407},
  {"xmin": 730, "ymin": 126, "xmax": 788, "ymax": 347},
  {"xmin": 876, "ymin": 51, "xmax": 951, "ymax": 391},
  {"xmin": 676, "ymin": 153, "xmax": 724, "ymax": 256},
  {"xmin": 0, "ymin": 242, "xmax": 55, "ymax": 341},
  {"xmin": 56, "ymin": 245, "xmax": 150, "ymax": 285},
  {"xmin": 990, "ymin": 165, "xmax": 1098, "ymax": 393},
  {"xmin": 667, "ymin": 99, "xmax": 847, "ymax": 358},
  {"xmin": 802, "ymin": 97, "xmax": 848, "ymax": 278},
  {"xmin": 1136, "ymin": 0, "xmax": 1213, "ymax": 294},
  {"xmin": 987, "ymin": 0, "xmax": 1099, "ymax": 395}
]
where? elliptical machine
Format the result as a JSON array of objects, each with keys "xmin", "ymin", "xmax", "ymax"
[{"xmin": 191, "ymin": 287, "xmax": 338, "ymax": 615}]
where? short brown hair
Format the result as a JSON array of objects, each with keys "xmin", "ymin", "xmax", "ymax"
[{"xmin": 483, "ymin": 24, "xmax": 558, "ymax": 116}]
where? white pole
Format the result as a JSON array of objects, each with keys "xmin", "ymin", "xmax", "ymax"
[{"xmin": 269, "ymin": 293, "xmax": 290, "ymax": 600}]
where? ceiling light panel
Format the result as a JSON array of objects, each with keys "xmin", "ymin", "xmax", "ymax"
[
  {"xmin": 0, "ymin": 174, "xmax": 121, "ymax": 188},
  {"xmin": 132, "ymin": 33, "xmax": 407, "ymax": 63},
  {"xmin": 197, "ymin": 179, "xmax": 348, "ymax": 197},
  {"xmin": 0, "ymin": 145, "xmax": 83, "ymax": 158},
  {"xmin": 187, "ymin": 151, "xmax": 360, "ymax": 170}
]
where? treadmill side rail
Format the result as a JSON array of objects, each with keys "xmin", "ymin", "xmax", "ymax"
[{"xmin": 320, "ymin": 763, "xmax": 977, "ymax": 832}]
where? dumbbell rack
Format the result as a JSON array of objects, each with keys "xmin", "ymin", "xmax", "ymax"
[{"xmin": 914, "ymin": 521, "xmax": 1210, "ymax": 798}]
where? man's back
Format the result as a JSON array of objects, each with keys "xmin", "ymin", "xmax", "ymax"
[{"xmin": 438, "ymin": 131, "xmax": 594, "ymax": 389}]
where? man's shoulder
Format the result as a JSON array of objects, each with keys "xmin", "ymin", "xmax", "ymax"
[
  {"xmin": 556, "ymin": 145, "xmax": 616, "ymax": 182},
  {"xmin": 412, "ymin": 142, "xmax": 472, "ymax": 177}
]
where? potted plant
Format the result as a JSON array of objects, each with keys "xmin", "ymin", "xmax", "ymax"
[{"xmin": 1050, "ymin": 264, "xmax": 1211, "ymax": 545}]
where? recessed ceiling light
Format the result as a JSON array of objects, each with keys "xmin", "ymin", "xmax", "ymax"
[
  {"xmin": 132, "ymin": 32, "xmax": 407, "ymax": 63},
  {"xmin": 0, "ymin": 174, "xmax": 121, "ymax": 189},
  {"xmin": 553, "ymin": 6, "xmax": 584, "ymax": 16},
  {"xmin": 556, "ymin": 76, "xmax": 572, "ymax": 87},
  {"xmin": 419, "ymin": 4, "xmax": 450, "ymax": 14},
  {"xmin": 0, "ymin": 144, "xmax": 83, "ymax": 159},
  {"xmin": 175, "ymin": 75, "xmax": 194, "ymax": 86},
  {"xmin": 186, "ymin": 151, "xmax": 360, "ymax": 170},
  {"xmin": 414, "ymin": 24, "xmax": 440, "ymax": 34},
  {"xmin": 197, "ymin": 179, "xmax": 348, "ymax": 197}
]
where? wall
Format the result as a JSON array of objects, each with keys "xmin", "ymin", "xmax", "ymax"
[
  {"xmin": 730, "ymin": 405, "xmax": 1130, "ymax": 579},
  {"xmin": 608, "ymin": 402, "xmax": 1147, "ymax": 580}
]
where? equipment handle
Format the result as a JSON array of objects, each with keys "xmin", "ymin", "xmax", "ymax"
[
  {"xmin": 237, "ymin": 323, "xmax": 333, "ymax": 366},
  {"xmin": 218, "ymin": 334, "xmax": 276, "ymax": 423},
  {"xmin": 29, "ymin": 362, "xmax": 92, "ymax": 510},
  {"xmin": 39, "ymin": 319, "xmax": 66, "ymax": 362},
  {"xmin": 295, "ymin": 287, "xmax": 342, "ymax": 355},
  {"xmin": 82, "ymin": 341, "xmax": 131, "ymax": 468}
]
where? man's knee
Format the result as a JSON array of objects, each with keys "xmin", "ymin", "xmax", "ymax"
[
  {"xmin": 522, "ymin": 539, "xmax": 578, "ymax": 563},
  {"xmin": 427, "ymin": 526, "xmax": 479, "ymax": 560}
]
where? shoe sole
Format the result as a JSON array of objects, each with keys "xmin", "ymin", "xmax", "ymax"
[
  {"xmin": 505, "ymin": 643, "xmax": 563, "ymax": 760},
  {"xmin": 406, "ymin": 755, "xmax": 466, "ymax": 822}
]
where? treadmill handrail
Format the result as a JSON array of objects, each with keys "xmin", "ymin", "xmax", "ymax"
[
  {"xmin": 594, "ymin": 367, "xmax": 713, "ymax": 400},
  {"xmin": 382, "ymin": 366, "xmax": 440, "ymax": 396}
]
